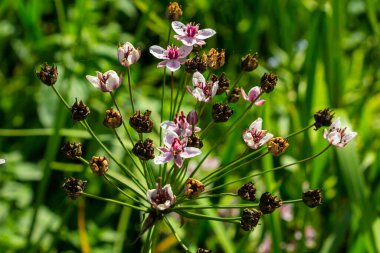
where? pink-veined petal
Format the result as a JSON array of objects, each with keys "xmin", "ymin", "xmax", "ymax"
[
  {"xmin": 149, "ymin": 45, "xmax": 168, "ymax": 59},
  {"xmin": 164, "ymin": 130, "xmax": 179, "ymax": 148},
  {"xmin": 241, "ymin": 88, "xmax": 249, "ymax": 100},
  {"xmin": 175, "ymin": 35, "xmax": 197, "ymax": 46},
  {"xmin": 191, "ymin": 88, "xmax": 206, "ymax": 102},
  {"xmin": 196, "ymin": 28, "xmax": 216, "ymax": 39},
  {"xmin": 86, "ymin": 75, "xmax": 101, "ymax": 90},
  {"xmin": 247, "ymin": 86, "xmax": 261, "ymax": 101},
  {"xmin": 104, "ymin": 70, "xmax": 120, "ymax": 91},
  {"xmin": 211, "ymin": 82, "xmax": 219, "ymax": 97},
  {"xmin": 249, "ymin": 118, "xmax": 263, "ymax": 131},
  {"xmin": 181, "ymin": 147, "xmax": 202, "ymax": 158},
  {"xmin": 166, "ymin": 60, "xmax": 181, "ymax": 72},
  {"xmin": 154, "ymin": 152, "xmax": 174, "ymax": 164},
  {"xmin": 342, "ymin": 131, "xmax": 357, "ymax": 143},
  {"xmin": 254, "ymin": 99, "xmax": 265, "ymax": 106},
  {"xmin": 157, "ymin": 60, "xmax": 169, "ymax": 68},
  {"xmin": 192, "ymin": 72, "xmax": 205, "ymax": 88},
  {"xmin": 259, "ymin": 133, "xmax": 274, "ymax": 146},
  {"xmin": 157, "ymin": 147, "xmax": 170, "ymax": 153},
  {"xmin": 174, "ymin": 156, "xmax": 183, "ymax": 167},
  {"xmin": 330, "ymin": 118, "xmax": 341, "ymax": 131},
  {"xmin": 178, "ymin": 45, "xmax": 193, "ymax": 58},
  {"xmin": 146, "ymin": 189, "xmax": 157, "ymax": 203},
  {"xmin": 171, "ymin": 21, "xmax": 187, "ymax": 36}
]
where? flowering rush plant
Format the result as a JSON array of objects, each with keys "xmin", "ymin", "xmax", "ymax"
[{"xmin": 36, "ymin": 2, "xmax": 357, "ymax": 252}]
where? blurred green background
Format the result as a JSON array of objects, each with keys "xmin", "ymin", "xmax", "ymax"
[{"xmin": 0, "ymin": 0, "xmax": 379, "ymax": 252}]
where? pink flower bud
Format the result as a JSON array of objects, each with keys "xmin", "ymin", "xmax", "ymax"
[{"xmin": 187, "ymin": 110, "xmax": 199, "ymax": 126}]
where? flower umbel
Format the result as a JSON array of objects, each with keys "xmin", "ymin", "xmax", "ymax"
[
  {"xmin": 323, "ymin": 117, "xmax": 357, "ymax": 147},
  {"xmin": 147, "ymin": 184, "xmax": 176, "ymax": 211},
  {"xmin": 172, "ymin": 21, "xmax": 216, "ymax": 46},
  {"xmin": 154, "ymin": 130, "xmax": 201, "ymax": 168},
  {"xmin": 242, "ymin": 118, "xmax": 273, "ymax": 149},
  {"xmin": 86, "ymin": 70, "xmax": 121, "ymax": 92},
  {"xmin": 149, "ymin": 45, "xmax": 193, "ymax": 72}
]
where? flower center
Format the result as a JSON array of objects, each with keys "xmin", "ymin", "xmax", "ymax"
[
  {"xmin": 186, "ymin": 23, "xmax": 198, "ymax": 37},
  {"xmin": 171, "ymin": 138, "xmax": 183, "ymax": 155},
  {"xmin": 250, "ymin": 129, "xmax": 267, "ymax": 142},
  {"xmin": 174, "ymin": 112, "xmax": 188, "ymax": 130},
  {"xmin": 152, "ymin": 187, "xmax": 171, "ymax": 205},
  {"xmin": 167, "ymin": 46, "xmax": 179, "ymax": 60}
]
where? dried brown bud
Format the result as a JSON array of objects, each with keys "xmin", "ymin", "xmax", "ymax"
[
  {"xmin": 240, "ymin": 208, "xmax": 262, "ymax": 231},
  {"xmin": 207, "ymin": 48, "xmax": 225, "ymax": 70},
  {"xmin": 267, "ymin": 137, "xmax": 289, "ymax": 156},
  {"xmin": 36, "ymin": 63, "xmax": 58, "ymax": 86},
  {"xmin": 89, "ymin": 156, "xmax": 109, "ymax": 176},
  {"xmin": 187, "ymin": 133, "xmax": 203, "ymax": 149},
  {"xmin": 129, "ymin": 110, "xmax": 153, "ymax": 133},
  {"xmin": 260, "ymin": 73, "xmax": 278, "ymax": 93},
  {"xmin": 302, "ymin": 189, "xmax": 322, "ymax": 208},
  {"xmin": 103, "ymin": 108, "xmax": 122, "ymax": 129},
  {"xmin": 184, "ymin": 53, "xmax": 207, "ymax": 74},
  {"xmin": 259, "ymin": 192, "xmax": 282, "ymax": 214},
  {"xmin": 71, "ymin": 99, "xmax": 90, "ymax": 121},
  {"xmin": 197, "ymin": 248, "xmax": 212, "ymax": 253},
  {"xmin": 61, "ymin": 142, "xmax": 82, "ymax": 159},
  {"xmin": 62, "ymin": 176, "xmax": 87, "ymax": 199},
  {"xmin": 132, "ymin": 138, "xmax": 155, "ymax": 160},
  {"xmin": 212, "ymin": 103, "xmax": 233, "ymax": 123},
  {"xmin": 241, "ymin": 52, "xmax": 259, "ymax": 72},
  {"xmin": 227, "ymin": 87, "xmax": 241, "ymax": 103},
  {"xmin": 212, "ymin": 72, "xmax": 230, "ymax": 95},
  {"xmin": 184, "ymin": 178, "xmax": 205, "ymax": 199},
  {"xmin": 238, "ymin": 182, "xmax": 256, "ymax": 201},
  {"xmin": 166, "ymin": 2, "xmax": 182, "ymax": 22},
  {"xmin": 314, "ymin": 108, "xmax": 334, "ymax": 130}
]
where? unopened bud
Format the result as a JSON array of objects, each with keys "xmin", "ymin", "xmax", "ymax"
[{"xmin": 186, "ymin": 110, "xmax": 198, "ymax": 126}]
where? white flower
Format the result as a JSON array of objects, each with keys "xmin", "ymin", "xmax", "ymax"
[
  {"xmin": 147, "ymin": 184, "xmax": 176, "ymax": 211},
  {"xmin": 241, "ymin": 86, "xmax": 265, "ymax": 106},
  {"xmin": 323, "ymin": 117, "xmax": 357, "ymax": 147},
  {"xmin": 242, "ymin": 118, "xmax": 273, "ymax": 149},
  {"xmin": 118, "ymin": 42, "xmax": 141, "ymax": 67},
  {"xmin": 161, "ymin": 111, "xmax": 201, "ymax": 138},
  {"xmin": 187, "ymin": 72, "xmax": 218, "ymax": 102},
  {"xmin": 86, "ymin": 70, "xmax": 121, "ymax": 92},
  {"xmin": 154, "ymin": 130, "xmax": 201, "ymax": 168},
  {"xmin": 172, "ymin": 21, "xmax": 216, "ymax": 46},
  {"xmin": 0, "ymin": 159, "xmax": 5, "ymax": 165},
  {"xmin": 149, "ymin": 45, "xmax": 193, "ymax": 72}
]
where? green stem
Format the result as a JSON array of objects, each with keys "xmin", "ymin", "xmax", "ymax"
[
  {"xmin": 126, "ymin": 66, "xmax": 135, "ymax": 113},
  {"xmin": 286, "ymin": 123, "xmax": 314, "ymax": 139},
  {"xmin": 164, "ymin": 217, "xmax": 191, "ymax": 252},
  {"xmin": 205, "ymin": 144, "xmax": 332, "ymax": 193},
  {"xmin": 52, "ymin": 86, "xmax": 70, "ymax": 109},
  {"xmin": 110, "ymin": 92, "xmax": 135, "ymax": 146},
  {"xmin": 175, "ymin": 74, "xmax": 189, "ymax": 113},
  {"xmin": 177, "ymin": 210, "xmax": 240, "ymax": 223},
  {"xmin": 170, "ymin": 71, "xmax": 174, "ymax": 119},
  {"xmin": 81, "ymin": 192, "xmax": 147, "ymax": 211}
]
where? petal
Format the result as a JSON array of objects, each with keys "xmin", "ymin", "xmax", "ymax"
[
  {"xmin": 164, "ymin": 130, "xmax": 179, "ymax": 147},
  {"xmin": 157, "ymin": 200, "xmax": 171, "ymax": 210},
  {"xmin": 160, "ymin": 121, "xmax": 177, "ymax": 131},
  {"xmin": 323, "ymin": 128, "xmax": 329, "ymax": 140},
  {"xmin": 260, "ymin": 133, "xmax": 274, "ymax": 145},
  {"xmin": 128, "ymin": 48, "xmax": 141, "ymax": 65},
  {"xmin": 192, "ymin": 72, "xmax": 206, "ymax": 87},
  {"xmin": 157, "ymin": 60, "xmax": 169, "ymax": 68},
  {"xmin": 342, "ymin": 131, "xmax": 357, "ymax": 144},
  {"xmin": 157, "ymin": 147, "xmax": 170, "ymax": 153},
  {"xmin": 104, "ymin": 70, "xmax": 120, "ymax": 91},
  {"xmin": 247, "ymin": 86, "xmax": 261, "ymax": 101},
  {"xmin": 86, "ymin": 75, "xmax": 101, "ymax": 90},
  {"xmin": 171, "ymin": 21, "xmax": 186, "ymax": 36},
  {"xmin": 0, "ymin": 159, "xmax": 5, "ymax": 165},
  {"xmin": 166, "ymin": 60, "xmax": 181, "ymax": 72},
  {"xmin": 330, "ymin": 117, "xmax": 341, "ymax": 131},
  {"xmin": 241, "ymin": 88, "xmax": 249, "ymax": 101},
  {"xmin": 146, "ymin": 189, "xmax": 157, "ymax": 203},
  {"xmin": 191, "ymin": 88, "xmax": 206, "ymax": 102},
  {"xmin": 196, "ymin": 28, "xmax": 216, "ymax": 39},
  {"xmin": 181, "ymin": 147, "xmax": 202, "ymax": 158},
  {"xmin": 154, "ymin": 152, "xmax": 174, "ymax": 164},
  {"xmin": 178, "ymin": 45, "xmax": 193, "ymax": 58},
  {"xmin": 162, "ymin": 184, "xmax": 174, "ymax": 200},
  {"xmin": 327, "ymin": 131, "xmax": 341, "ymax": 146},
  {"xmin": 175, "ymin": 35, "xmax": 196, "ymax": 46},
  {"xmin": 174, "ymin": 156, "xmax": 183, "ymax": 167},
  {"xmin": 249, "ymin": 118, "xmax": 263, "ymax": 131},
  {"xmin": 211, "ymin": 82, "xmax": 219, "ymax": 97},
  {"xmin": 149, "ymin": 45, "xmax": 168, "ymax": 59},
  {"xmin": 254, "ymin": 99, "xmax": 266, "ymax": 106}
]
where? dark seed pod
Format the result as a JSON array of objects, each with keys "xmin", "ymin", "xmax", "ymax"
[
  {"xmin": 71, "ymin": 99, "xmax": 90, "ymax": 121},
  {"xmin": 259, "ymin": 192, "xmax": 282, "ymax": 214},
  {"xmin": 62, "ymin": 176, "xmax": 87, "ymax": 199},
  {"xmin": 302, "ymin": 189, "xmax": 322, "ymax": 208},
  {"xmin": 212, "ymin": 103, "xmax": 233, "ymax": 123},
  {"xmin": 36, "ymin": 63, "xmax": 58, "ymax": 86}
]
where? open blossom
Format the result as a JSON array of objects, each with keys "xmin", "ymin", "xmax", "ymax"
[
  {"xmin": 149, "ymin": 45, "xmax": 192, "ymax": 72},
  {"xmin": 187, "ymin": 72, "xmax": 218, "ymax": 102},
  {"xmin": 172, "ymin": 21, "xmax": 216, "ymax": 46},
  {"xmin": 161, "ymin": 111, "xmax": 201, "ymax": 137},
  {"xmin": 154, "ymin": 130, "xmax": 201, "ymax": 167},
  {"xmin": 241, "ymin": 86, "xmax": 265, "ymax": 106},
  {"xmin": 242, "ymin": 118, "xmax": 273, "ymax": 149},
  {"xmin": 118, "ymin": 42, "xmax": 141, "ymax": 67},
  {"xmin": 323, "ymin": 117, "xmax": 357, "ymax": 147},
  {"xmin": 147, "ymin": 184, "xmax": 176, "ymax": 211},
  {"xmin": 86, "ymin": 70, "xmax": 121, "ymax": 92},
  {"xmin": 0, "ymin": 159, "xmax": 5, "ymax": 165}
]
